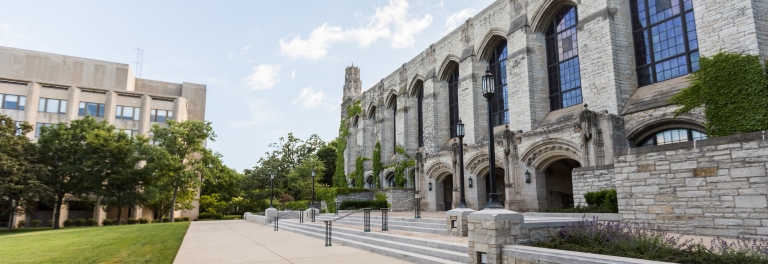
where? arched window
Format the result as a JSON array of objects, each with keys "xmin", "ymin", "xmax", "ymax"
[
  {"xmin": 392, "ymin": 98, "xmax": 397, "ymax": 152},
  {"xmin": 631, "ymin": 0, "xmax": 699, "ymax": 86},
  {"xmin": 546, "ymin": 6, "xmax": 583, "ymax": 111},
  {"xmin": 639, "ymin": 128, "xmax": 706, "ymax": 146},
  {"xmin": 489, "ymin": 41, "xmax": 509, "ymax": 126},
  {"xmin": 416, "ymin": 83, "xmax": 424, "ymax": 147},
  {"xmin": 448, "ymin": 66, "xmax": 460, "ymax": 138}
]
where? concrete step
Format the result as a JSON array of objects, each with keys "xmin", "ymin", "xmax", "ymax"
[
  {"xmin": 278, "ymin": 220, "xmax": 467, "ymax": 264},
  {"xmin": 315, "ymin": 215, "xmax": 448, "ymax": 235}
]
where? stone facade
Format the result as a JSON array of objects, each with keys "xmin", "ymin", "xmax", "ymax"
[
  {"xmin": 614, "ymin": 131, "xmax": 768, "ymax": 238},
  {"xmin": 338, "ymin": 0, "xmax": 767, "ymax": 221}
]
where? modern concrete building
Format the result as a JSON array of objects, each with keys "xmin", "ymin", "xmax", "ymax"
[
  {"xmin": 340, "ymin": 0, "xmax": 766, "ymax": 213},
  {"xmin": 0, "ymin": 46, "xmax": 207, "ymax": 226}
]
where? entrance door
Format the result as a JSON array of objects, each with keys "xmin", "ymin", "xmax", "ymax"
[
  {"xmin": 545, "ymin": 159, "xmax": 579, "ymax": 209},
  {"xmin": 442, "ymin": 175, "xmax": 453, "ymax": 210},
  {"xmin": 484, "ymin": 168, "xmax": 506, "ymax": 207}
]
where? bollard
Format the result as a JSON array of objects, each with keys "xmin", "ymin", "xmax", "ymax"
[
  {"xmin": 381, "ymin": 208, "xmax": 388, "ymax": 231},
  {"xmin": 415, "ymin": 198, "xmax": 421, "ymax": 219},
  {"xmin": 335, "ymin": 202, "xmax": 340, "ymax": 215},
  {"xmin": 274, "ymin": 216, "xmax": 278, "ymax": 231},
  {"xmin": 363, "ymin": 208, "xmax": 371, "ymax": 232},
  {"xmin": 300, "ymin": 210, "xmax": 304, "ymax": 223},
  {"xmin": 311, "ymin": 206, "xmax": 315, "ymax": 222},
  {"xmin": 324, "ymin": 221, "xmax": 333, "ymax": 246}
]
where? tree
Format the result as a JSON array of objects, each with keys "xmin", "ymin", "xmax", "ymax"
[
  {"xmin": 670, "ymin": 52, "xmax": 768, "ymax": 136},
  {"xmin": 36, "ymin": 117, "xmax": 114, "ymax": 229},
  {"xmin": 315, "ymin": 140, "xmax": 336, "ymax": 186},
  {"xmin": 146, "ymin": 120, "xmax": 215, "ymax": 222},
  {"xmin": 286, "ymin": 156, "xmax": 325, "ymax": 201},
  {"xmin": 0, "ymin": 115, "xmax": 48, "ymax": 230},
  {"xmin": 87, "ymin": 129, "xmax": 154, "ymax": 225}
]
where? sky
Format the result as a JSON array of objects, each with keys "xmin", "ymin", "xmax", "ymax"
[{"xmin": 0, "ymin": 0, "xmax": 494, "ymax": 172}]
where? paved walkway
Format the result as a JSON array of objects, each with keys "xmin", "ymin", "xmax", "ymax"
[{"xmin": 173, "ymin": 220, "xmax": 410, "ymax": 264}]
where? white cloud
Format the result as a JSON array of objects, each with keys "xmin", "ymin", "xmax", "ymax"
[
  {"xmin": 292, "ymin": 86, "xmax": 326, "ymax": 109},
  {"xmin": 437, "ymin": 0, "xmax": 445, "ymax": 8},
  {"xmin": 244, "ymin": 64, "xmax": 282, "ymax": 90},
  {"xmin": 231, "ymin": 99, "xmax": 278, "ymax": 128},
  {"xmin": 290, "ymin": 69, "xmax": 296, "ymax": 79},
  {"xmin": 0, "ymin": 23, "xmax": 24, "ymax": 46},
  {"xmin": 279, "ymin": 0, "xmax": 433, "ymax": 60},
  {"xmin": 444, "ymin": 8, "xmax": 476, "ymax": 33}
]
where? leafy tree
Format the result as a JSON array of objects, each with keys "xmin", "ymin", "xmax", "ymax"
[
  {"xmin": 36, "ymin": 117, "xmax": 114, "ymax": 229},
  {"xmin": 87, "ymin": 129, "xmax": 154, "ymax": 225},
  {"xmin": 390, "ymin": 146, "xmax": 415, "ymax": 188},
  {"xmin": 0, "ymin": 115, "xmax": 48, "ymax": 230},
  {"xmin": 146, "ymin": 120, "xmax": 215, "ymax": 222},
  {"xmin": 315, "ymin": 140, "xmax": 336, "ymax": 186},
  {"xmin": 286, "ymin": 156, "xmax": 325, "ymax": 202},
  {"xmin": 200, "ymin": 151, "xmax": 242, "ymax": 202},
  {"xmin": 670, "ymin": 52, "xmax": 768, "ymax": 136}
]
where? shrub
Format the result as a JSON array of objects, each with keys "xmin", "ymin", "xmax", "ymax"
[
  {"xmin": 583, "ymin": 189, "xmax": 618, "ymax": 213},
  {"xmin": 177, "ymin": 217, "xmax": 189, "ymax": 222},
  {"xmin": 102, "ymin": 219, "xmax": 114, "ymax": 226},
  {"xmin": 16, "ymin": 220, "xmax": 26, "ymax": 228},
  {"xmin": 74, "ymin": 218, "xmax": 85, "ymax": 226},
  {"xmin": 162, "ymin": 217, "xmax": 170, "ymax": 223},
  {"xmin": 138, "ymin": 218, "xmax": 149, "ymax": 224},
  {"xmin": 87, "ymin": 218, "xmax": 97, "ymax": 226},
  {"xmin": 285, "ymin": 200, "xmax": 309, "ymax": 210},
  {"xmin": 339, "ymin": 200, "xmax": 388, "ymax": 210},
  {"xmin": 199, "ymin": 212, "xmax": 222, "ymax": 220},
  {"xmin": 126, "ymin": 218, "xmax": 138, "ymax": 224},
  {"xmin": 63, "ymin": 219, "xmax": 74, "ymax": 227},
  {"xmin": 30, "ymin": 220, "xmax": 41, "ymax": 227},
  {"xmin": 374, "ymin": 192, "xmax": 387, "ymax": 202}
]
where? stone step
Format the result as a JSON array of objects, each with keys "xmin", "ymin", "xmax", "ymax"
[
  {"xmin": 317, "ymin": 216, "xmax": 446, "ymax": 229},
  {"xmin": 278, "ymin": 220, "xmax": 466, "ymax": 264},
  {"xmin": 314, "ymin": 216, "xmax": 447, "ymax": 235},
  {"xmin": 320, "ymin": 214, "xmax": 445, "ymax": 224}
]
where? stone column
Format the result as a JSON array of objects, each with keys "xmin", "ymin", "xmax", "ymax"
[
  {"xmin": 265, "ymin": 208, "xmax": 277, "ymax": 225},
  {"xmin": 446, "ymin": 208, "xmax": 475, "ymax": 237},
  {"xmin": 467, "ymin": 209, "xmax": 523, "ymax": 264},
  {"xmin": 92, "ymin": 202, "xmax": 107, "ymax": 226},
  {"xmin": 56, "ymin": 202, "xmax": 70, "ymax": 228}
]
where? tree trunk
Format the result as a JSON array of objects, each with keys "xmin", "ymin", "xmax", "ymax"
[
  {"xmin": 117, "ymin": 206, "xmax": 122, "ymax": 225},
  {"xmin": 7, "ymin": 206, "xmax": 14, "ymax": 231},
  {"xmin": 170, "ymin": 187, "xmax": 178, "ymax": 223},
  {"xmin": 53, "ymin": 194, "xmax": 64, "ymax": 229}
]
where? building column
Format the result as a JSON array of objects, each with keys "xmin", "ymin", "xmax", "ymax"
[
  {"xmin": 104, "ymin": 91, "xmax": 117, "ymax": 123},
  {"xmin": 24, "ymin": 82, "xmax": 41, "ymax": 140},
  {"xmin": 65, "ymin": 86, "xmax": 80, "ymax": 122},
  {"xmin": 92, "ymin": 202, "xmax": 107, "ymax": 226},
  {"xmin": 56, "ymin": 202, "xmax": 70, "ymax": 228},
  {"xmin": 138, "ymin": 94, "xmax": 151, "ymax": 135}
]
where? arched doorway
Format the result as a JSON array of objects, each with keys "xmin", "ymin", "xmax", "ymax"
[
  {"xmin": 544, "ymin": 159, "xmax": 580, "ymax": 209},
  {"xmin": 482, "ymin": 168, "xmax": 506, "ymax": 208},
  {"xmin": 434, "ymin": 174, "xmax": 453, "ymax": 211}
]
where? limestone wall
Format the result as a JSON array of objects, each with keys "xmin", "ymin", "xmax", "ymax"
[
  {"xmin": 386, "ymin": 189, "xmax": 415, "ymax": 211},
  {"xmin": 572, "ymin": 165, "xmax": 615, "ymax": 206},
  {"xmin": 614, "ymin": 130, "xmax": 768, "ymax": 237},
  {"xmin": 336, "ymin": 191, "xmax": 373, "ymax": 202}
]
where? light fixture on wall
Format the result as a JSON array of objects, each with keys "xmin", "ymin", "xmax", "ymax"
[
  {"xmin": 524, "ymin": 170, "xmax": 531, "ymax": 184},
  {"xmin": 428, "ymin": 182, "xmax": 432, "ymax": 191},
  {"xmin": 468, "ymin": 177, "xmax": 473, "ymax": 188}
]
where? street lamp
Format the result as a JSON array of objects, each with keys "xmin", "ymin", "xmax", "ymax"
[
  {"xmin": 482, "ymin": 66, "xmax": 503, "ymax": 209},
  {"xmin": 456, "ymin": 119, "xmax": 467, "ymax": 208},
  {"xmin": 269, "ymin": 174, "xmax": 275, "ymax": 208},
  {"xmin": 311, "ymin": 170, "xmax": 316, "ymax": 222}
]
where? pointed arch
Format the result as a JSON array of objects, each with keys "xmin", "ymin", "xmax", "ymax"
[
  {"xmin": 437, "ymin": 56, "xmax": 461, "ymax": 81},
  {"xmin": 385, "ymin": 91, "xmax": 398, "ymax": 109},
  {"xmin": 465, "ymin": 153, "xmax": 506, "ymax": 177},
  {"xmin": 521, "ymin": 139, "xmax": 582, "ymax": 170},
  {"xmin": 425, "ymin": 161, "xmax": 453, "ymax": 182},
  {"xmin": 408, "ymin": 76, "xmax": 425, "ymax": 97},
  {"xmin": 366, "ymin": 103, "xmax": 377, "ymax": 119},
  {"xmin": 477, "ymin": 29, "xmax": 508, "ymax": 61},
  {"xmin": 530, "ymin": 0, "xmax": 579, "ymax": 33}
]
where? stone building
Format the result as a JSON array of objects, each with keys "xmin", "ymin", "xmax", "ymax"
[
  {"xmin": 0, "ymin": 46, "xmax": 207, "ymax": 226},
  {"xmin": 340, "ymin": 0, "xmax": 767, "ymax": 212}
]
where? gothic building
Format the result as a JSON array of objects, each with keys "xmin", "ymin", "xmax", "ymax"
[{"xmin": 340, "ymin": 0, "xmax": 767, "ymax": 211}]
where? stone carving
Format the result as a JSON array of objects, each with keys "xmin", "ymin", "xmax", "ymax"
[{"xmin": 426, "ymin": 162, "xmax": 451, "ymax": 179}]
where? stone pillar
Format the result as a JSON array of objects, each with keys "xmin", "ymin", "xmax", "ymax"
[
  {"xmin": 92, "ymin": 203, "xmax": 107, "ymax": 226},
  {"xmin": 446, "ymin": 208, "xmax": 475, "ymax": 237},
  {"xmin": 265, "ymin": 208, "xmax": 277, "ymax": 225},
  {"xmin": 56, "ymin": 202, "xmax": 70, "ymax": 228},
  {"xmin": 467, "ymin": 209, "xmax": 523, "ymax": 264}
]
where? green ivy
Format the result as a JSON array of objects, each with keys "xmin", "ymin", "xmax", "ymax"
[
  {"xmin": 670, "ymin": 52, "xmax": 768, "ymax": 137},
  {"xmin": 372, "ymin": 142, "xmax": 382, "ymax": 189},
  {"xmin": 333, "ymin": 100, "xmax": 362, "ymax": 187},
  {"xmin": 351, "ymin": 155, "xmax": 368, "ymax": 188},
  {"xmin": 388, "ymin": 146, "xmax": 415, "ymax": 188}
]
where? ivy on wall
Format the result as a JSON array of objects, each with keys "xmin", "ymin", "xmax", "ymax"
[
  {"xmin": 351, "ymin": 155, "xmax": 368, "ymax": 188},
  {"xmin": 389, "ymin": 146, "xmax": 415, "ymax": 188},
  {"xmin": 372, "ymin": 142, "xmax": 382, "ymax": 189},
  {"xmin": 670, "ymin": 52, "xmax": 768, "ymax": 137},
  {"xmin": 333, "ymin": 100, "xmax": 362, "ymax": 187}
]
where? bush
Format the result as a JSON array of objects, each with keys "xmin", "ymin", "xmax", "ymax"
[
  {"xmin": 285, "ymin": 200, "xmax": 309, "ymax": 210},
  {"xmin": 177, "ymin": 217, "xmax": 189, "ymax": 222},
  {"xmin": 335, "ymin": 188, "xmax": 370, "ymax": 195},
  {"xmin": 199, "ymin": 212, "xmax": 222, "ymax": 220},
  {"xmin": 339, "ymin": 200, "xmax": 388, "ymax": 210},
  {"xmin": 138, "ymin": 218, "xmax": 149, "ymax": 224},
  {"xmin": 74, "ymin": 218, "xmax": 85, "ymax": 226},
  {"xmin": 87, "ymin": 218, "xmax": 97, "ymax": 226},
  {"xmin": 102, "ymin": 219, "xmax": 114, "ymax": 226},
  {"xmin": 162, "ymin": 217, "xmax": 170, "ymax": 223},
  {"xmin": 374, "ymin": 192, "xmax": 387, "ymax": 202},
  {"xmin": 582, "ymin": 189, "xmax": 618, "ymax": 213},
  {"xmin": 535, "ymin": 219, "xmax": 768, "ymax": 264},
  {"xmin": 16, "ymin": 220, "xmax": 26, "ymax": 228},
  {"xmin": 63, "ymin": 219, "xmax": 74, "ymax": 227},
  {"xmin": 126, "ymin": 218, "xmax": 138, "ymax": 224},
  {"xmin": 30, "ymin": 220, "xmax": 41, "ymax": 227}
]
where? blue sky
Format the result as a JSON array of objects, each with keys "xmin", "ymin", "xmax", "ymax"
[{"xmin": 0, "ymin": 0, "xmax": 493, "ymax": 172}]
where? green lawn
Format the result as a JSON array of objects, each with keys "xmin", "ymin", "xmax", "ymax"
[{"xmin": 0, "ymin": 222, "xmax": 190, "ymax": 264}]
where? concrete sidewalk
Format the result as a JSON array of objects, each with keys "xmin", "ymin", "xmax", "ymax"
[{"xmin": 173, "ymin": 220, "xmax": 411, "ymax": 264}]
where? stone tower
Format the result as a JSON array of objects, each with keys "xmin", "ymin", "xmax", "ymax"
[{"xmin": 343, "ymin": 65, "xmax": 362, "ymax": 101}]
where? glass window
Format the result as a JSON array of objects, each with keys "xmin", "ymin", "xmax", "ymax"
[
  {"xmin": 489, "ymin": 41, "xmax": 509, "ymax": 126},
  {"xmin": 631, "ymin": 0, "xmax": 699, "ymax": 86},
  {"xmin": 115, "ymin": 106, "xmax": 123, "ymax": 119},
  {"xmin": 448, "ymin": 66, "xmax": 460, "ymax": 138},
  {"xmin": 39, "ymin": 98, "xmax": 67, "ymax": 114},
  {"xmin": 116, "ymin": 106, "xmax": 140, "ymax": 120},
  {"xmin": 124, "ymin": 106, "xmax": 134, "ymax": 120},
  {"xmin": 150, "ymin": 109, "xmax": 172, "ymax": 123},
  {"xmin": 167, "ymin": 110, "xmax": 173, "ymax": 121},
  {"xmin": 134, "ymin": 108, "xmax": 141, "ymax": 120},
  {"xmin": 392, "ymin": 98, "xmax": 397, "ymax": 152},
  {"xmin": 416, "ymin": 84, "xmax": 424, "ymax": 147},
  {"xmin": 639, "ymin": 128, "xmax": 707, "ymax": 146},
  {"xmin": 35, "ymin": 122, "xmax": 52, "ymax": 138},
  {"xmin": 156, "ymin": 110, "xmax": 167, "ymax": 123},
  {"xmin": 3, "ymin": 95, "xmax": 18, "ymax": 109},
  {"xmin": 546, "ymin": 6, "xmax": 583, "ymax": 111},
  {"xmin": 14, "ymin": 121, "xmax": 23, "ymax": 136},
  {"xmin": 18, "ymin": 96, "xmax": 25, "ymax": 111},
  {"xmin": 78, "ymin": 102, "xmax": 105, "ymax": 117},
  {"xmin": 79, "ymin": 102, "xmax": 86, "ymax": 116}
]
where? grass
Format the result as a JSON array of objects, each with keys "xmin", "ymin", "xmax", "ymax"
[{"xmin": 0, "ymin": 222, "xmax": 190, "ymax": 264}]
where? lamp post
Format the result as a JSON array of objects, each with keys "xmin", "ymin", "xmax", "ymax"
[
  {"xmin": 311, "ymin": 170, "xmax": 316, "ymax": 222},
  {"xmin": 482, "ymin": 67, "xmax": 503, "ymax": 209},
  {"xmin": 269, "ymin": 174, "xmax": 275, "ymax": 208},
  {"xmin": 456, "ymin": 119, "xmax": 467, "ymax": 208}
]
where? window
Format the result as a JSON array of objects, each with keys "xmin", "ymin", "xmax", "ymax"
[
  {"xmin": 116, "ymin": 105, "xmax": 141, "ymax": 120},
  {"xmin": 150, "ymin": 109, "xmax": 173, "ymax": 122},
  {"xmin": 546, "ymin": 6, "xmax": 583, "ymax": 111},
  {"xmin": 38, "ymin": 98, "xmax": 67, "ymax": 114},
  {"xmin": 489, "ymin": 41, "xmax": 509, "ymax": 126},
  {"xmin": 14, "ymin": 121, "xmax": 22, "ymax": 136},
  {"xmin": 2, "ymin": 94, "xmax": 26, "ymax": 110},
  {"xmin": 416, "ymin": 84, "xmax": 424, "ymax": 147},
  {"xmin": 392, "ymin": 99, "xmax": 397, "ymax": 152},
  {"xmin": 116, "ymin": 129, "xmax": 139, "ymax": 137},
  {"xmin": 639, "ymin": 128, "xmax": 706, "ymax": 146},
  {"xmin": 35, "ymin": 122, "xmax": 52, "ymax": 138},
  {"xmin": 631, "ymin": 0, "xmax": 699, "ymax": 86},
  {"xmin": 448, "ymin": 66, "xmax": 460, "ymax": 138},
  {"xmin": 78, "ymin": 102, "xmax": 105, "ymax": 117}
]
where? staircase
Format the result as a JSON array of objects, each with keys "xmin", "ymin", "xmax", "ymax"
[{"xmin": 276, "ymin": 214, "xmax": 467, "ymax": 264}]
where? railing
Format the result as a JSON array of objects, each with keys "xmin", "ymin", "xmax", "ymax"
[
  {"xmin": 274, "ymin": 210, "xmax": 299, "ymax": 231},
  {"xmin": 320, "ymin": 208, "xmax": 368, "ymax": 247}
]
